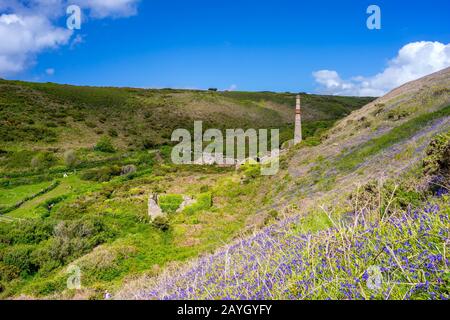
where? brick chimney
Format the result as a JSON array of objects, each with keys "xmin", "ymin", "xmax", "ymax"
[{"xmin": 294, "ymin": 94, "xmax": 302, "ymax": 144}]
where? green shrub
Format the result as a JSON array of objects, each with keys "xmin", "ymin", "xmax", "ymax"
[
  {"xmin": 152, "ymin": 215, "xmax": 169, "ymax": 231},
  {"xmin": 31, "ymin": 151, "xmax": 57, "ymax": 169},
  {"xmin": 240, "ymin": 163, "xmax": 260, "ymax": 183},
  {"xmin": 1, "ymin": 245, "xmax": 37, "ymax": 276},
  {"xmin": 182, "ymin": 192, "xmax": 212, "ymax": 215},
  {"xmin": 423, "ymin": 131, "xmax": 450, "ymax": 177},
  {"xmin": 137, "ymin": 152, "xmax": 154, "ymax": 166},
  {"xmin": 268, "ymin": 209, "xmax": 279, "ymax": 219},
  {"xmin": 94, "ymin": 136, "xmax": 115, "ymax": 153},
  {"xmin": 46, "ymin": 121, "xmax": 58, "ymax": 128},
  {"xmin": 159, "ymin": 194, "xmax": 184, "ymax": 213},
  {"xmin": 0, "ymin": 150, "xmax": 34, "ymax": 169},
  {"xmin": 50, "ymin": 217, "xmax": 111, "ymax": 264},
  {"xmin": 0, "ymin": 219, "xmax": 54, "ymax": 245},
  {"xmin": 141, "ymin": 133, "xmax": 165, "ymax": 150},
  {"xmin": 85, "ymin": 121, "xmax": 97, "ymax": 128},
  {"xmin": 80, "ymin": 165, "xmax": 121, "ymax": 182},
  {"xmin": 120, "ymin": 164, "xmax": 137, "ymax": 176},
  {"xmin": 39, "ymin": 195, "xmax": 69, "ymax": 214},
  {"xmin": 108, "ymin": 128, "xmax": 118, "ymax": 137},
  {"xmin": 386, "ymin": 108, "xmax": 411, "ymax": 121},
  {"xmin": 0, "ymin": 262, "xmax": 20, "ymax": 281}
]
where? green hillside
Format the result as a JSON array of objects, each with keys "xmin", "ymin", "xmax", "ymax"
[
  {"xmin": 116, "ymin": 69, "xmax": 450, "ymax": 300},
  {"xmin": 0, "ymin": 79, "xmax": 372, "ymax": 150},
  {"xmin": 0, "ymin": 79, "xmax": 372, "ymax": 298},
  {"xmin": 3, "ymin": 66, "xmax": 450, "ymax": 300}
]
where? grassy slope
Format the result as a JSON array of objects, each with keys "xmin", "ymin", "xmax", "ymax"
[{"xmin": 116, "ymin": 68, "xmax": 450, "ymax": 299}]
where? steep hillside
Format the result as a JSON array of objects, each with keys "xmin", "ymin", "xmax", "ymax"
[{"xmin": 116, "ymin": 68, "xmax": 450, "ymax": 300}]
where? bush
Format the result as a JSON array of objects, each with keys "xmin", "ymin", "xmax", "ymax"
[
  {"xmin": 182, "ymin": 192, "xmax": 213, "ymax": 215},
  {"xmin": 31, "ymin": 151, "xmax": 57, "ymax": 169},
  {"xmin": 423, "ymin": 131, "xmax": 450, "ymax": 177},
  {"xmin": 240, "ymin": 163, "xmax": 260, "ymax": 183},
  {"xmin": 152, "ymin": 215, "xmax": 169, "ymax": 231},
  {"xmin": 137, "ymin": 152, "xmax": 154, "ymax": 166},
  {"xmin": 94, "ymin": 136, "xmax": 115, "ymax": 153},
  {"xmin": 80, "ymin": 165, "xmax": 121, "ymax": 182},
  {"xmin": 85, "ymin": 121, "xmax": 97, "ymax": 128},
  {"xmin": 0, "ymin": 262, "xmax": 20, "ymax": 281},
  {"xmin": 39, "ymin": 195, "xmax": 69, "ymax": 215},
  {"xmin": 0, "ymin": 219, "xmax": 54, "ymax": 245},
  {"xmin": 158, "ymin": 194, "xmax": 184, "ymax": 213},
  {"xmin": 141, "ymin": 132, "xmax": 164, "ymax": 150},
  {"xmin": 121, "ymin": 164, "xmax": 137, "ymax": 176},
  {"xmin": 1, "ymin": 245, "xmax": 37, "ymax": 276},
  {"xmin": 268, "ymin": 209, "xmax": 279, "ymax": 220},
  {"xmin": 64, "ymin": 149, "xmax": 77, "ymax": 167},
  {"xmin": 423, "ymin": 131, "xmax": 450, "ymax": 194},
  {"xmin": 108, "ymin": 128, "xmax": 118, "ymax": 137},
  {"xmin": 50, "ymin": 217, "xmax": 111, "ymax": 264}
]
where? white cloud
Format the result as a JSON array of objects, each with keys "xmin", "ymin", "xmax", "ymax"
[
  {"xmin": 313, "ymin": 41, "xmax": 450, "ymax": 97},
  {"xmin": 45, "ymin": 68, "xmax": 55, "ymax": 75},
  {"xmin": 0, "ymin": 13, "xmax": 72, "ymax": 75},
  {"xmin": 0, "ymin": 0, "xmax": 140, "ymax": 77},
  {"xmin": 226, "ymin": 84, "xmax": 238, "ymax": 91}
]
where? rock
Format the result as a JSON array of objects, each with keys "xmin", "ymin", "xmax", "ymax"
[
  {"xmin": 148, "ymin": 194, "xmax": 163, "ymax": 219},
  {"xmin": 121, "ymin": 164, "xmax": 137, "ymax": 175}
]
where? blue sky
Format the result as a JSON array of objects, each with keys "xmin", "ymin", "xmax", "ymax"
[{"xmin": 2, "ymin": 0, "xmax": 450, "ymax": 94}]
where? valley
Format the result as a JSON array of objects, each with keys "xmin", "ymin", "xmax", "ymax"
[
  {"xmin": 0, "ymin": 80, "xmax": 372, "ymax": 298},
  {"xmin": 0, "ymin": 68, "xmax": 449, "ymax": 299}
]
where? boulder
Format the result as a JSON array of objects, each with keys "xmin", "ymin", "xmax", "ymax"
[{"xmin": 148, "ymin": 194, "xmax": 163, "ymax": 219}]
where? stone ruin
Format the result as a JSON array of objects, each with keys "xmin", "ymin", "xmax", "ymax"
[
  {"xmin": 190, "ymin": 94, "xmax": 301, "ymax": 168},
  {"xmin": 147, "ymin": 194, "xmax": 198, "ymax": 220},
  {"xmin": 147, "ymin": 194, "xmax": 163, "ymax": 220}
]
